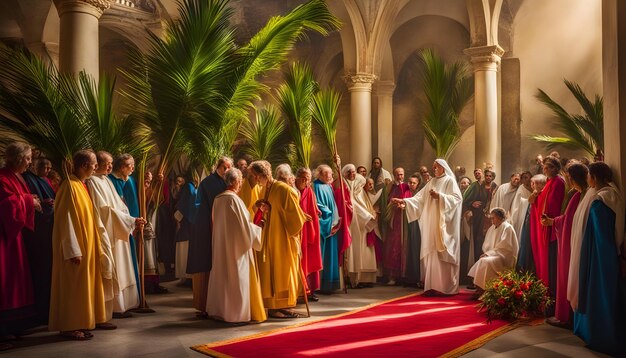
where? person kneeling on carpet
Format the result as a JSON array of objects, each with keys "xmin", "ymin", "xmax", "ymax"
[{"xmin": 468, "ymin": 208, "xmax": 519, "ymax": 297}]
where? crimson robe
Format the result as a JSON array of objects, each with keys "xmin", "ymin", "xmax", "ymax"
[
  {"xmin": 0, "ymin": 167, "xmax": 36, "ymax": 334},
  {"xmin": 333, "ymin": 180, "xmax": 352, "ymax": 266},
  {"xmin": 384, "ymin": 182, "xmax": 412, "ymax": 279},
  {"xmin": 531, "ymin": 175, "xmax": 565, "ymax": 289},
  {"xmin": 552, "ymin": 190, "xmax": 581, "ymax": 323},
  {"xmin": 299, "ymin": 186, "xmax": 322, "ymax": 292}
]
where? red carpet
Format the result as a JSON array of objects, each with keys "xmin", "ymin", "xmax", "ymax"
[{"xmin": 192, "ymin": 292, "xmax": 516, "ymax": 357}]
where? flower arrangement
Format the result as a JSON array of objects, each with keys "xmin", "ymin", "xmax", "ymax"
[{"xmin": 477, "ymin": 270, "xmax": 552, "ymax": 322}]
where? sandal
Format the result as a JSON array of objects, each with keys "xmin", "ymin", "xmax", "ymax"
[
  {"xmin": 80, "ymin": 330, "xmax": 94, "ymax": 338},
  {"xmin": 60, "ymin": 330, "xmax": 93, "ymax": 341},
  {"xmin": 269, "ymin": 309, "xmax": 303, "ymax": 319}
]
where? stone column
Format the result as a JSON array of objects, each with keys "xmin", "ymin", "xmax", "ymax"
[
  {"xmin": 464, "ymin": 45, "xmax": 504, "ymax": 171},
  {"xmin": 344, "ymin": 73, "xmax": 377, "ymax": 167},
  {"xmin": 602, "ymin": 0, "xmax": 626, "ymax": 189},
  {"xmin": 375, "ymin": 80, "xmax": 395, "ymax": 169},
  {"xmin": 54, "ymin": 0, "xmax": 110, "ymax": 82}
]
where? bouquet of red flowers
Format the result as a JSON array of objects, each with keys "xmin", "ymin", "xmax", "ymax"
[{"xmin": 477, "ymin": 270, "xmax": 552, "ymax": 322}]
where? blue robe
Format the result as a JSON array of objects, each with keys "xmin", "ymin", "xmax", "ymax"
[
  {"xmin": 574, "ymin": 200, "xmax": 626, "ymax": 355},
  {"xmin": 21, "ymin": 172, "xmax": 55, "ymax": 324},
  {"xmin": 175, "ymin": 182, "xmax": 198, "ymax": 243},
  {"xmin": 516, "ymin": 205, "xmax": 535, "ymax": 273},
  {"xmin": 187, "ymin": 172, "xmax": 224, "ymax": 274},
  {"xmin": 108, "ymin": 174, "xmax": 141, "ymax": 296},
  {"xmin": 313, "ymin": 179, "xmax": 340, "ymax": 292}
]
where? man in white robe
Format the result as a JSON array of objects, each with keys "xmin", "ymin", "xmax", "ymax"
[
  {"xmin": 342, "ymin": 165, "xmax": 378, "ymax": 287},
  {"xmin": 468, "ymin": 208, "xmax": 519, "ymax": 289},
  {"xmin": 393, "ymin": 159, "xmax": 462, "ymax": 295},
  {"xmin": 207, "ymin": 168, "xmax": 264, "ymax": 323},
  {"xmin": 87, "ymin": 151, "xmax": 144, "ymax": 318},
  {"xmin": 490, "ymin": 173, "xmax": 521, "ymax": 215},
  {"xmin": 509, "ymin": 171, "xmax": 532, "ymax": 238}
]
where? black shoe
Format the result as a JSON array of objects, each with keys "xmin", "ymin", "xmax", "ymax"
[
  {"xmin": 112, "ymin": 311, "xmax": 133, "ymax": 319},
  {"xmin": 308, "ymin": 294, "xmax": 319, "ymax": 302},
  {"xmin": 466, "ymin": 284, "xmax": 476, "ymax": 290}
]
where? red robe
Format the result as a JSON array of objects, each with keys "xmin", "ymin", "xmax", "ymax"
[
  {"xmin": 531, "ymin": 175, "xmax": 565, "ymax": 288},
  {"xmin": 0, "ymin": 167, "xmax": 36, "ymax": 331},
  {"xmin": 384, "ymin": 182, "xmax": 412, "ymax": 278},
  {"xmin": 333, "ymin": 180, "xmax": 352, "ymax": 266},
  {"xmin": 299, "ymin": 187, "xmax": 322, "ymax": 291},
  {"xmin": 552, "ymin": 190, "xmax": 581, "ymax": 323}
]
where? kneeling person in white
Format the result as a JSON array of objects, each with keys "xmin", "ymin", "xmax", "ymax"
[
  {"xmin": 207, "ymin": 168, "xmax": 265, "ymax": 323},
  {"xmin": 468, "ymin": 207, "xmax": 518, "ymax": 289}
]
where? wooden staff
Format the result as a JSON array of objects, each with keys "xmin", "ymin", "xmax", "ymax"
[
  {"xmin": 135, "ymin": 152, "xmax": 155, "ymax": 313},
  {"xmin": 333, "ymin": 143, "xmax": 350, "ymax": 294}
]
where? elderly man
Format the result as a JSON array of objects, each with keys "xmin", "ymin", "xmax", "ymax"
[
  {"xmin": 313, "ymin": 164, "xmax": 341, "ymax": 293},
  {"xmin": 188, "ymin": 156, "xmax": 232, "ymax": 318},
  {"xmin": 393, "ymin": 159, "xmax": 462, "ymax": 296},
  {"xmin": 295, "ymin": 167, "xmax": 322, "ymax": 298},
  {"xmin": 207, "ymin": 168, "xmax": 265, "ymax": 323},
  {"xmin": 468, "ymin": 207, "xmax": 518, "ymax": 293},
  {"xmin": 49, "ymin": 150, "xmax": 114, "ymax": 340},
  {"xmin": 342, "ymin": 164, "xmax": 377, "ymax": 288},
  {"xmin": 384, "ymin": 167, "xmax": 411, "ymax": 285},
  {"xmin": 87, "ymin": 151, "xmax": 145, "ymax": 319}
]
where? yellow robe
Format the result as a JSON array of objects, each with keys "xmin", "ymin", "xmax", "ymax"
[
  {"xmin": 238, "ymin": 178, "xmax": 261, "ymax": 219},
  {"xmin": 257, "ymin": 181, "xmax": 307, "ymax": 309},
  {"xmin": 49, "ymin": 176, "xmax": 106, "ymax": 331}
]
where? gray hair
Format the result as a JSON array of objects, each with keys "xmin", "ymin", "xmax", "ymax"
[
  {"xmin": 315, "ymin": 164, "xmax": 332, "ymax": 179},
  {"xmin": 490, "ymin": 207, "xmax": 507, "ymax": 220},
  {"xmin": 275, "ymin": 163, "xmax": 293, "ymax": 183},
  {"xmin": 113, "ymin": 153, "xmax": 133, "ymax": 172},
  {"xmin": 249, "ymin": 160, "xmax": 272, "ymax": 179},
  {"xmin": 531, "ymin": 174, "xmax": 547, "ymax": 187},
  {"xmin": 224, "ymin": 168, "xmax": 242, "ymax": 187},
  {"xmin": 341, "ymin": 164, "xmax": 356, "ymax": 178},
  {"xmin": 296, "ymin": 167, "xmax": 311, "ymax": 178},
  {"xmin": 4, "ymin": 141, "xmax": 31, "ymax": 167},
  {"xmin": 215, "ymin": 156, "xmax": 234, "ymax": 171}
]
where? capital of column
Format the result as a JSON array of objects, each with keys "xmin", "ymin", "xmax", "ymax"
[
  {"xmin": 54, "ymin": 0, "xmax": 112, "ymax": 17},
  {"xmin": 343, "ymin": 72, "xmax": 377, "ymax": 92},
  {"xmin": 464, "ymin": 45, "xmax": 505, "ymax": 71}
]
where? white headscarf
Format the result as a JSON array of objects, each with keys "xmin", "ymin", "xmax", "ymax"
[{"xmin": 435, "ymin": 158, "xmax": 455, "ymax": 179}]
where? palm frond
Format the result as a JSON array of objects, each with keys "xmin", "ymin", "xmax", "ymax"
[
  {"xmin": 276, "ymin": 61, "xmax": 317, "ymax": 169},
  {"xmin": 240, "ymin": 104, "xmax": 285, "ymax": 162},
  {"xmin": 418, "ymin": 48, "xmax": 473, "ymax": 159},
  {"xmin": 0, "ymin": 44, "xmax": 90, "ymax": 175},
  {"xmin": 533, "ymin": 80, "xmax": 602, "ymax": 157},
  {"xmin": 312, "ymin": 87, "xmax": 342, "ymax": 155}
]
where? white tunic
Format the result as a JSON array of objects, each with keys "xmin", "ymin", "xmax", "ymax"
[
  {"xmin": 345, "ymin": 174, "xmax": 378, "ymax": 284},
  {"xmin": 509, "ymin": 185, "xmax": 532, "ymax": 240},
  {"xmin": 467, "ymin": 221, "xmax": 519, "ymax": 289},
  {"xmin": 403, "ymin": 164, "xmax": 462, "ymax": 295},
  {"xmin": 87, "ymin": 174, "xmax": 138, "ymax": 315},
  {"xmin": 207, "ymin": 191, "xmax": 262, "ymax": 323},
  {"xmin": 490, "ymin": 182, "xmax": 518, "ymax": 214}
]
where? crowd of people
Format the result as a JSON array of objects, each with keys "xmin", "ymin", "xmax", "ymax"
[{"xmin": 1, "ymin": 142, "xmax": 625, "ymax": 355}]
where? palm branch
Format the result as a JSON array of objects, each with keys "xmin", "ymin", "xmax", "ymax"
[
  {"xmin": 276, "ymin": 61, "xmax": 318, "ymax": 168},
  {"xmin": 531, "ymin": 80, "xmax": 603, "ymax": 157},
  {"xmin": 240, "ymin": 104, "xmax": 285, "ymax": 162},
  {"xmin": 0, "ymin": 45, "xmax": 93, "ymax": 175},
  {"xmin": 418, "ymin": 48, "xmax": 473, "ymax": 160},
  {"xmin": 312, "ymin": 87, "xmax": 342, "ymax": 155}
]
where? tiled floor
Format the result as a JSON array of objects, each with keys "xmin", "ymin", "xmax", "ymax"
[{"xmin": 1, "ymin": 282, "xmax": 609, "ymax": 357}]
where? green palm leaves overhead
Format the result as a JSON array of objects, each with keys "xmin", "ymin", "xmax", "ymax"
[
  {"xmin": 418, "ymin": 48, "xmax": 473, "ymax": 160},
  {"xmin": 121, "ymin": 0, "xmax": 340, "ymax": 175},
  {"xmin": 240, "ymin": 105, "xmax": 285, "ymax": 162},
  {"xmin": 276, "ymin": 62, "xmax": 318, "ymax": 169},
  {"xmin": 531, "ymin": 80, "xmax": 603, "ymax": 157},
  {"xmin": 0, "ymin": 44, "xmax": 145, "ymax": 176},
  {"xmin": 312, "ymin": 87, "xmax": 342, "ymax": 155}
]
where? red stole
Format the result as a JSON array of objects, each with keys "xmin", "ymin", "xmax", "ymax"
[{"xmin": 299, "ymin": 187, "xmax": 322, "ymax": 276}]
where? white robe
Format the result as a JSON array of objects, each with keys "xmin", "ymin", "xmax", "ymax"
[
  {"xmin": 568, "ymin": 185, "xmax": 624, "ymax": 310},
  {"xmin": 404, "ymin": 170, "xmax": 462, "ymax": 294},
  {"xmin": 468, "ymin": 221, "xmax": 519, "ymax": 289},
  {"xmin": 87, "ymin": 174, "xmax": 138, "ymax": 315},
  {"xmin": 509, "ymin": 185, "xmax": 531, "ymax": 240},
  {"xmin": 490, "ymin": 182, "xmax": 518, "ymax": 214},
  {"xmin": 345, "ymin": 174, "xmax": 378, "ymax": 285},
  {"xmin": 207, "ymin": 191, "xmax": 262, "ymax": 323}
]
